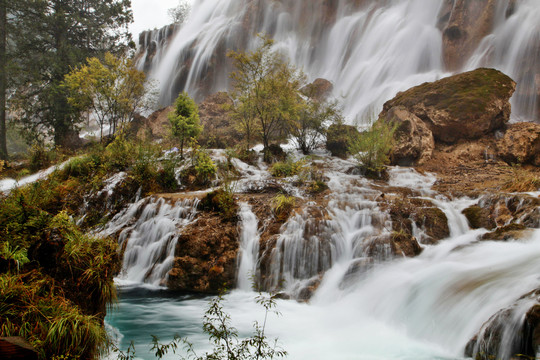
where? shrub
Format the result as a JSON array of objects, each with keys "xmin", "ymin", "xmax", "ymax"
[
  {"xmin": 270, "ymin": 157, "xmax": 305, "ymax": 178},
  {"xmin": 502, "ymin": 165, "xmax": 540, "ymax": 192},
  {"xmin": 200, "ymin": 183, "xmax": 238, "ymax": 221},
  {"xmin": 349, "ymin": 119, "xmax": 397, "ymax": 176},
  {"xmin": 272, "ymin": 194, "xmax": 296, "ymax": 221},
  {"xmin": 29, "ymin": 142, "xmax": 51, "ymax": 172}
]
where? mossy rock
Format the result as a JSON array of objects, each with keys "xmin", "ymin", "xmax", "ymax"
[
  {"xmin": 462, "ymin": 205, "xmax": 496, "ymax": 230},
  {"xmin": 413, "ymin": 207, "xmax": 450, "ymax": 243},
  {"xmin": 381, "ymin": 68, "xmax": 516, "ymax": 144}
]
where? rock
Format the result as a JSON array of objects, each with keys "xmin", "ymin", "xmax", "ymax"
[
  {"xmin": 365, "ymin": 233, "xmax": 422, "ymax": 260},
  {"xmin": 326, "ymin": 124, "xmax": 360, "ymax": 158},
  {"xmin": 198, "ymin": 92, "xmax": 243, "ymax": 149},
  {"xmin": 301, "ymin": 78, "xmax": 334, "ymax": 101},
  {"xmin": 462, "ymin": 205, "xmax": 496, "ymax": 230},
  {"xmin": 0, "ymin": 337, "xmax": 38, "ymax": 360},
  {"xmin": 440, "ymin": 0, "xmax": 497, "ymax": 70},
  {"xmin": 381, "ymin": 68, "xmax": 516, "ymax": 144},
  {"xmin": 497, "ymin": 122, "xmax": 540, "ymax": 166},
  {"xmin": 465, "ymin": 290, "xmax": 540, "ymax": 360},
  {"xmin": 167, "ymin": 212, "xmax": 238, "ymax": 293},
  {"xmin": 480, "ymin": 223, "xmax": 531, "ymax": 241},
  {"xmin": 385, "ymin": 106, "xmax": 435, "ymax": 165}
]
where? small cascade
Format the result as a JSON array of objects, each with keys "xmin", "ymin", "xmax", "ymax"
[
  {"xmin": 101, "ymin": 197, "xmax": 199, "ymax": 286},
  {"xmin": 236, "ymin": 202, "xmax": 260, "ymax": 291}
]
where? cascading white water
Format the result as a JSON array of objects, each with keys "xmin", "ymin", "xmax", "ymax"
[
  {"xmin": 466, "ymin": 0, "xmax": 540, "ymax": 121},
  {"xmin": 139, "ymin": 0, "xmax": 539, "ymax": 123},
  {"xmin": 101, "ymin": 197, "xmax": 199, "ymax": 286},
  {"xmin": 236, "ymin": 202, "xmax": 261, "ymax": 291}
]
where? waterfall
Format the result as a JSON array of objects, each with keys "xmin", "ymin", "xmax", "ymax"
[
  {"xmin": 138, "ymin": 0, "xmax": 539, "ymax": 123},
  {"xmin": 236, "ymin": 202, "xmax": 260, "ymax": 291},
  {"xmin": 101, "ymin": 197, "xmax": 199, "ymax": 287}
]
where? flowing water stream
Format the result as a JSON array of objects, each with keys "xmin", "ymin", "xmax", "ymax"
[{"xmin": 104, "ymin": 156, "xmax": 540, "ymax": 359}]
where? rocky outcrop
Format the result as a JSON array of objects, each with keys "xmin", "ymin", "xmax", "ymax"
[
  {"xmin": 384, "ymin": 106, "xmax": 435, "ymax": 165},
  {"xmin": 497, "ymin": 122, "xmax": 540, "ymax": 166},
  {"xmin": 326, "ymin": 124, "xmax": 360, "ymax": 158},
  {"xmin": 439, "ymin": 0, "xmax": 497, "ymax": 71},
  {"xmin": 198, "ymin": 92, "xmax": 243, "ymax": 149},
  {"xmin": 381, "ymin": 68, "xmax": 516, "ymax": 144},
  {"xmin": 465, "ymin": 290, "xmax": 540, "ymax": 360},
  {"xmin": 167, "ymin": 212, "xmax": 239, "ymax": 293},
  {"xmin": 301, "ymin": 78, "xmax": 334, "ymax": 101}
]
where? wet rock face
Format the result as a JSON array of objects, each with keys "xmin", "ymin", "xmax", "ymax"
[
  {"xmin": 465, "ymin": 290, "xmax": 540, "ymax": 360},
  {"xmin": 497, "ymin": 122, "xmax": 540, "ymax": 166},
  {"xmin": 439, "ymin": 0, "xmax": 497, "ymax": 71},
  {"xmin": 167, "ymin": 213, "xmax": 239, "ymax": 293},
  {"xmin": 381, "ymin": 68, "xmax": 516, "ymax": 144},
  {"xmin": 385, "ymin": 106, "xmax": 435, "ymax": 166}
]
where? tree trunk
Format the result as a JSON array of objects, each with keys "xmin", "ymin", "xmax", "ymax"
[{"xmin": 0, "ymin": 0, "xmax": 8, "ymax": 160}]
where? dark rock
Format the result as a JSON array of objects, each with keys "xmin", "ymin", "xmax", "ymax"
[
  {"xmin": 27, "ymin": 229, "xmax": 66, "ymax": 271},
  {"xmin": 497, "ymin": 122, "xmax": 540, "ymax": 166},
  {"xmin": 0, "ymin": 337, "xmax": 38, "ymax": 360},
  {"xmin": 381, "ymin": 68, "xmax": 516, "ymax": 144},
  {"xmin": 462, "ymin": 205, "xmax": 496, "ymax": 230},
  {"xmin": 385, "ymin": 106, "xmax": 435, "ymax": 165},
  {"xmin": 326, "ymin": 124, "xmax": 360, "ymax": 158}
]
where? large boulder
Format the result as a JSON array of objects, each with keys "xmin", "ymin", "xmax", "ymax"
[
  {"xmin": 301, "ymin": 78, "xmax": 334, "ymax": 101},
  {"xmin": 385, "ymin": 106, "xmax": 435, "ymax": 165},
  {"xmin": 381, "ymin": 68, "xmax": 516, "ymax": 144},
  {"xmin": 497, "ymin": 122, "xmax": 540, "ymax": 166}
]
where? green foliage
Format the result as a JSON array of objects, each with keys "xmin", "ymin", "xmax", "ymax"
[
  {"xmin": 272, "ymin": 194, "xmax": 296, "ymax": 221},
  {"xmin": 64, "ymin": 53, "xmax": 151, "ymax": 141},
  {"xmin": 181, "ymin": 147, "xmax": 217, "ymax": 187},
  {"xmin": 29, "ymin": 142, "xmax": 52, "ymax": 172},
  {"xmin": 270, "ymin": 157, "xmax": 306, "ymax": 178},
  {"xmin": 200, "ymin": 182, "xmax": 238, "ymax": 221},
  {"xmin": 348, "ymin": 119, "xmax": 397, "ymax": 175},
  {"xmin": 8, "ymin": 0, "xmax": 133, "ymax": 147},
  {"xmin": 291, "ymin": 99, "xmax": 343, "ymax": 155},
  {"xmin": 0, "ymin": 271, "xmax": 109, "ymax": 360},
  {"xmin": 228, "ymin": 35, "xmax": 305, "ymax": 154},
  {"xmin": 145, "ymin": 292, "xmax": 287, "ymax": 360},
  {"xmin": 169, "ymin": 92, "xmax": 203, "ymax": 158}
]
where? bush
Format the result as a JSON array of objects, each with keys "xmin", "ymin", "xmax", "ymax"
[
  {"xmin": 349, "ymin": 119, "xmax": 397, "ymax": 176},
  {"xmin": 200, "ymin": 183, "xmax": 238, "ymax": 221},
  {"xmin": 272, "ymin": 194, "xmax": 296, "ymax": 221},
  {"xmin": 29, "ymin": 142, "xmax": 51, "ymax": 172},
  {"xmin": 270, "ymin": 157, "xmax": 305, "ymax": 178}
]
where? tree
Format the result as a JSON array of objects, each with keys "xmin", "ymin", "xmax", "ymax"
[
  {"xmin": 291, "ymin": 98, "xmax": 343, "ymax": 155},
  {"xmin": 7, "ymin": 0, "xmax": 133, "ymax": 148},
  {"xmin": 228, "ymin": 36, "xmax": 304, "ymax": 159},
  {"xmin": 167, "ymin": 0, "xmax": 191, "ymax": 25},
  {"xmin": 348, "ymin": 119, "xmax": 397, "ymax": 175},
  {"xmin": 64, "ymin": 53, "xmax": 149, "ymax": 141},
  {"xmin": 168, "ymin": 92, "xmax": 202, "ymax": 158}
]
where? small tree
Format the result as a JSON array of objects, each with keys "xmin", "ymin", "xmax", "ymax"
[
  {"xmin": 168, "ymin": 92, "xmax": 202, "ymax": 158},
  {"xmin": 348, "ymin": 119, "xmax": 397, "ymax": 174},
  {"xmin": 228, "ymin": 35, "xmax": 305, "ymax": 159},
  {"xmin": 291, "ymin": 98, "xmax": 343, "ymax": 155},
  {"xmin": 167, "ymin": 0, "xmax": 191, "ymax": 25},
  {"xmin": 64, "ymin": 53, "xmax": 149, "ymax": 141}
]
